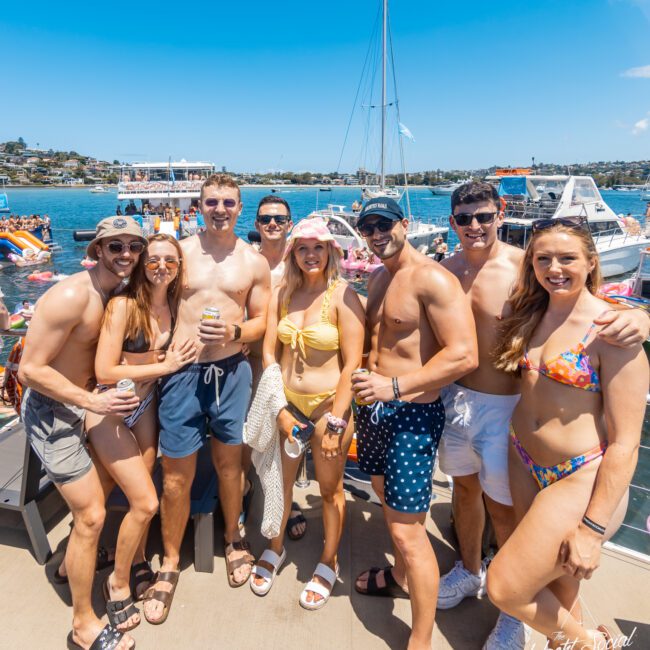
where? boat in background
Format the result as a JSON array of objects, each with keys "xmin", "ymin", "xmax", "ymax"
[
  {"xmin": 118, "ymin": 160, "xmax": 215, "ymax": 238},
  {"xmin": 89, "ymin": 185, "xmax": 110, "ymax": 194},
  {"xmin": 429, "ymin": 180, "xmax": 466, "ymax": 196},
  {"xmin": 362, "ymin": 185, "xmax": 402, "ymax": 200},
  {"xmin": 641, "ymin": 174, "xmax": 650, "ymax": 201},
  {"xmin": 491, "ymin": 174, "xmax": 650, "ymax": 277},
  {"xmin": 309, "ymin": 204, "xmax": 447, "ymax": 252}
]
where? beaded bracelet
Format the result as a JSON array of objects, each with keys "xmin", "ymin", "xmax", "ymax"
[
  {"xmin": 581, "ymin": 515, "xmax": 606, "ymax": 536},
  {"xmin": 326, "ymin": 412, "xmax": 348, "ymax": 430}
]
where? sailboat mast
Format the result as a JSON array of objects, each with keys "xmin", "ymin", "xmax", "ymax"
[{"xmin": 380, "ymin": 0, "xmax": 387, "ymax": 190}]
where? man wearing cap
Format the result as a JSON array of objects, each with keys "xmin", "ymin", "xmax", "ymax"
[
  {"xmin": 18, "ymin": 215, "xmax": 145, "ymax": 650},
  {"xmin": 144, "ymin": 174, "xmax": 270, "ymax": 621},
  {"xmin": 351, "ymin": 197, "xmax": 478, "ymax": 650}
]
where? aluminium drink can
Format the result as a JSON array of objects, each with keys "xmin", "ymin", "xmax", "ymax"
[
  {"xmin": 116, "ymin": 378, "xmax": 135, "ymax": 393},
  {"xmin": 202, "ymin": 307, "xmax": 221, "ymax": 320},
  {"xmin": 352, "ymin": 368, "xmax": 374, "ymax": 406}
]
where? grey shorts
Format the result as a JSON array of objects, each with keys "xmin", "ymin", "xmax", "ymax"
[{"xmin": 21, "ymin": 389, "xmax": 92, "ymax": 485}]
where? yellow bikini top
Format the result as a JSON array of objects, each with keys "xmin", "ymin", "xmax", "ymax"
[{"xmin": 277, "ymin": 281, "xmax": 340, "ymax": 356}]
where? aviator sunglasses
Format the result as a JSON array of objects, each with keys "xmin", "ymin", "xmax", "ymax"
[
  {"xmin": 204, "ymin": 198, "xmax": 238, "ymax": 208},
  {"xmin": 358, "ymin": 218, "xmax": 397, "ymax": 238},
  {"xmin": 257, "ymin": 214, "xmax": 290, "ymax": 226},
  {"xmin": 106, "ymin": 240, "xmax": 146, "ymax": 254},
  {"xmin": 532, "ymin": 216, "xmax": 589, "ymax": 234},
  {"xmin": 145, "ymin": 257, "xmax": 180, "ymax": 271},
  {"xmin": 452, "ymin": 212, "xmax": 497, "ymax": 227}
]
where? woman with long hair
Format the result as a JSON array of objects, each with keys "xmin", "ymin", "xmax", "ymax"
[
  {"xmin": 488, "ymin": 217, "xmax": 647, "ymax": 647},
  {"xmin": 86, "ymin": 233, "xmax": 197, "ymax": 631},
  {"xmin": 251, "ymin": 217, "xmax": 365, "ymax": 609}
]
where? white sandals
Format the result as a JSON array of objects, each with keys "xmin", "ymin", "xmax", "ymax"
[
  {"xmin": 249, "ymin": 548, "xmax": 286, "ymax": 596},
  {"xmin": 299, "ymin": 562, "xmax": 339, "ymax": 611}
]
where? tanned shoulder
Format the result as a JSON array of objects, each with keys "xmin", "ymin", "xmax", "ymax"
[
  {"xmin": 34, "ymin": 272, "xmax": 92, "ymax": 327},
  {"xmin": 413, "ymin": 257, "xmax": 464, "ymax": 305}
]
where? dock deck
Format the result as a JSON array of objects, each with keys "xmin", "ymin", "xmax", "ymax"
[{"xmin": 0, "ymin": 464, "xmax": 648, "ymax": 649}]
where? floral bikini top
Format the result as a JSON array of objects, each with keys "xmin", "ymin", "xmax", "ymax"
[
  {"xmin": 519, "ymin": 323, "xmax": 601, "ymax": 392},
  {"xmin": 277, "ymin": 281, "xmax": 340, "ymax": 357}
]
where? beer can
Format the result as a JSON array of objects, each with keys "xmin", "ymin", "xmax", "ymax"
[
  {"xmin": 352, "ymin": 368, "xmax": 374, "ymax": 406},
  {"xmin": 116, "ymin": 378, "xmax": 135, "ymax": 393},
  {"xmin": 202, "ymin": 306, "xmax": 221, "ymax": 320}
]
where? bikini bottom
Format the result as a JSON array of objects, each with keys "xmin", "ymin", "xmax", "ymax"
[
  {"xmin": 283, "ymin": 385, "xmax": 335, "ymax": 419},
  {"xmin": 509, "ymin": 424, "xmax": 607, "ymax": 491}
]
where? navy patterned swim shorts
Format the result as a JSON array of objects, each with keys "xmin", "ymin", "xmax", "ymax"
[{"xmin": 356, "ymin": 398, "xmax": 445, "ymax": 513}]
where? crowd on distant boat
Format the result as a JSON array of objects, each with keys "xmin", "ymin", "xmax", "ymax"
[{"xmin": 4, "ymin": 176, "xmax": 648, "ymax": 650}]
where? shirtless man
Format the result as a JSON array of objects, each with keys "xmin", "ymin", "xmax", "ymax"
[
  {"xmin": 246, "ymin": 195, "xmax": 305, "ymax": 537},
  {"xmin": 351, "ymin": 197, "xmax": 478, "ymax": 650},
  {"xmin": 144, "ymin": 174, "xmax": 270, "ymax": 623},
  {"xmin": 437, "ymin": 181, "xmax": 650, "ymax": 649},
  {"xmin": 18, "ymin": 216, "xmax": 145, "ymax": 650}
]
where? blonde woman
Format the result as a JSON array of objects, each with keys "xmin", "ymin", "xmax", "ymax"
[
  {"xmin": 251, "ymin": 218, "xmax": 365, "ymax": 609},
  {"xmin": 489, "ymin": 217, "xmax": 647, "ymax": 647}
]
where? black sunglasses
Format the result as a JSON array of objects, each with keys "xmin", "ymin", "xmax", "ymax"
[
  {"xmin": 204, "ymin": 198, "xmax": 238, "ymax": 208},
  {"xmin": 531, "ymin": 216, "xmax": 589, "ymax": 234},
  {"xmin": 257, "ymin": 215, "xmax": 290, "ymax": 225},
  {"xmin": 452, "ymin": 212, "xmax": 497, "ymax": 227},
  {"xmin": 358, "ymin": 219, "xmax": 397, "ymax": 238},
  {"xmin": 106, "ymin": 240, "xmax": 145, "ymax": 254}
]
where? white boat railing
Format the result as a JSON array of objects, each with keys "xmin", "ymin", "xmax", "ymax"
[
  {"xmin": 591, "ymin": 227, "xmax": 647, "ymax": 249},
  {"xmin": 118, "ymin": 181, "xmax": 204, "ymax": 194}
]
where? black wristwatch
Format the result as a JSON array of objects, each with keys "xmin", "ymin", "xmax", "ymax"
[{"xmin": 233, "ymin": 324, "xmax": 242, "ymax": 341}]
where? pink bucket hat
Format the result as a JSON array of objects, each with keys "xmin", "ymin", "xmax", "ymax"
[{"xmin": 283, "ymin": 217, "xmax": 343, "ymax": 260}]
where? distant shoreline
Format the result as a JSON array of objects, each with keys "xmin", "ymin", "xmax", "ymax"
[{"xmin": 4, "ymin": 184, "xmax": 432, "ymax": 190}]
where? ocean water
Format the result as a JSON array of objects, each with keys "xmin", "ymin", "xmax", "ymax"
[{"xmin": 0, "ymin": 185, "xmax": 648, "ymax": 555}]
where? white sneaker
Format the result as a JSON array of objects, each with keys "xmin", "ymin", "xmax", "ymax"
[
  {"xmin": 436, "ymin": 560, "xmax": 486, "ymax": 610},
  {"xmin": 482, "ymin": 612, "xmax": 528, "ymax": 650}
]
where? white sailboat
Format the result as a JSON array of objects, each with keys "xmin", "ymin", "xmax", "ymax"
[
  {"xmin": 320, "ymin": 0, "xmax": 446, "ymax": 251},
  {"xmin": 641, "ymin": 174, "xmax": 650, "ymax": 201}
]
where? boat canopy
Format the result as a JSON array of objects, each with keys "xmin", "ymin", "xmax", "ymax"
[{"xmin": 498, "ymin": 176, "xmax": 528, "ymax": 197}]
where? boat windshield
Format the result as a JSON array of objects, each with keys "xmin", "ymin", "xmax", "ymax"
[{"xmin": 572, "ymin": 178, "xmax": 600, "ymax": 203}]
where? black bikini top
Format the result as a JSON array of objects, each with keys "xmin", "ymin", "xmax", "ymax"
[{"xmin": 122, "ymin": 310, "xmax": 176, "ymax": 354}]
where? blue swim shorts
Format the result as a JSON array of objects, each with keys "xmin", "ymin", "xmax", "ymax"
[
  {"xmin": 159, "ymin": 353, "xmax": 252, "ymax": 458},
  {"xmin": 356, "ymin": 398, "xmax": 445, "ymax": 513}
]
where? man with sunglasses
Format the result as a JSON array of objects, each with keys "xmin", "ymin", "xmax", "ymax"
[
  {"xmin": 352, "ymin": 197, "xmax": 478, "ymax": 650},
  {"xmin": 18, "ymin": 215, "xmax": 145, "ymax": 650},
  {"xmin": 149, "ymin": 175, "xmax": 271, "ymax": 611},
  {"xmin": 437, "ymin": 181, "xmax": 650, "ymax": 649}
]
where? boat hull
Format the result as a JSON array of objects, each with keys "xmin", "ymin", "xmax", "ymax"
[{"xmin": 598, "ymin": 240, "xmax": 650, "ymax": 277}]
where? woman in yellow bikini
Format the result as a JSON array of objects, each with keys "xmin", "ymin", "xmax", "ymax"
[
  {"xmin": 252, "ymin": 217, "xmax": 365, "ymax": 609},
  {"xmin": 489, "ymin": 217, "xmax": 648, "ymax": 647}
]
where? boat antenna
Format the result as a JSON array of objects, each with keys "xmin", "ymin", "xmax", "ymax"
[
  {"xmin": 335, "ymin": 9, "xmax": 381, "ymax": 176},
  {"xmin": 387, "ymin": 10, "xmax": 412, "ymax": 219},
  {"xmin": 380, "ymin": 0, "xmax": 387, "ymax": 190}
]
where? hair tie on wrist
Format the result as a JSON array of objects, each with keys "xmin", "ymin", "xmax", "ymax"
[
  {"xmin": 392, "ymin": 377, "xmax": 401, "ymax": 400},
  {"xmin": 581, "ymin": 515, "xmax": 606, "ymax": 536}
]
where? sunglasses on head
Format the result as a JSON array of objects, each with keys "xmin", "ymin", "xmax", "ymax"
[
  {"xmin": 257, "ymin": 214, "xmax": 290, "ymax": 225},
  {"xmin": 204, "ymin": 198, "xmax": 237, "ymax": 208},
  {"xmin": 531, "ymin": 216, "xmax": 589, "ymax": 234},
  {"xmin": 452, "ymin": 212, "xmax": 497, "ymax": 227},
  {"xmin": 358, "ymin": 218, "xmax": 397, "ymax": 238},
  {"xmin": 145, "ymin": 257, "xmax": 180, "ymax": 271},
  {"xmin": 106, "ymin": 240, "xmax": 145, "ymax": 254}
]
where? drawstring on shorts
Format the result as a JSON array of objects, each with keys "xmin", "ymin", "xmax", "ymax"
[{"xmin": 204, "ymin": 364, "xmax": 225, "ymax": 409}]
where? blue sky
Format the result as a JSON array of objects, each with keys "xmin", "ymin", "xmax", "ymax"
[{"xmin": 1, "ymin": 0, "xmax": 649, "ymax": 172}]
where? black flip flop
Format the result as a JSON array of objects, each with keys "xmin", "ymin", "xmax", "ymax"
[
  {"xmin": 355, "ymin": 566, "xmax": 409, "ymax": 599},
  {"xmin": 103, "ymin": 576, "xmax": 141, "ymax": 632},
  {"xmin": 130, "ymin": 561, "xmax": 154, "ymax": 601},
  {"xmin": 287, "ymin": 502, "xmax": 307, "ymax": 541},
  {"xmin": 66, "ymin": 624, "xmax": 134, "ymax": 649},
  {"xmin": 52, "ymin": 545, "xmax": 115, "ymax": 585}
]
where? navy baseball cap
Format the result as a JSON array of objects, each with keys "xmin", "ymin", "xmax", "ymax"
[{"xmin": 358, "ymin": 197, "xmax": 405, "ymax": 226}]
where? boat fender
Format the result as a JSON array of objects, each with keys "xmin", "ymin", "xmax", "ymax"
[{"xmin": 73, "ymin": 230, "xmax": 97, "ymax": 242}]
